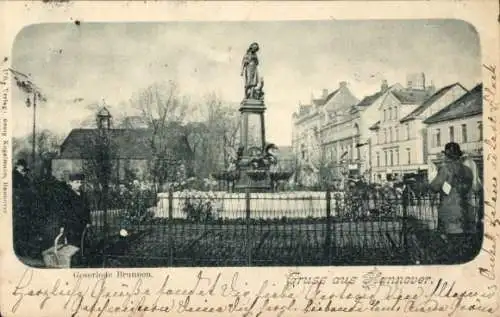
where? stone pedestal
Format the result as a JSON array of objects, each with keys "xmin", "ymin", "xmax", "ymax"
[{"xmin": 234, "ymin": 98, "xmax": 272, "ymax": 193}]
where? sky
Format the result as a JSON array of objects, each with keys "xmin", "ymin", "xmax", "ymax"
[{"xmin": 11, "ymin": 19, "xmax": 481, "ymax": 145}]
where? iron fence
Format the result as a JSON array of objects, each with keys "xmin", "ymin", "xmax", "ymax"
[{"xmin": 80, "ymin": 186, "xmax": 483, "ymax": 268}]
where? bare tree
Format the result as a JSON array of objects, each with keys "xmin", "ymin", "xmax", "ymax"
[
  {"xmin": 204, "ymin": 94, "xmax": 239, "ymax": 169},
  {"xmin": 130, "ymin": 81, "xmax": 189, "ymax": 190},
  {"xmin": 12, "ymin": 130, "xmax": 65, "ymax": 178}
]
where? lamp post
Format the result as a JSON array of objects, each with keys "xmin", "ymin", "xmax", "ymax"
[{"xmin": 10, "ymin": 68, "xmax": 45, "ymax": 171}]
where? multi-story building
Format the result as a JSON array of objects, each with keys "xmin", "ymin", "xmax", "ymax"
[
  {"xmin": 369, "ymin": 73, "xmax": 438, "ymax": 182},
  {"xmin": 291, "ymin": 82, "xmax": 358, "ymax": 186},
  {"xmin": 320, "ymin": 80, "xmax": 403, "ymax": 180},
  {"xmin": 424, "ymin": 84, "xmax": 483, "ymax": 177}
]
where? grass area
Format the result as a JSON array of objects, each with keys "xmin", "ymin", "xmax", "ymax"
[{"xmin": 100, "ymin": 220, "xmax": 406, "ymax": 267}]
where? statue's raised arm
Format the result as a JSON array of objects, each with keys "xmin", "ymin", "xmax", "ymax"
[{"xmin": 241, "ymin": 42, "xmax": 263, "ymax": 100}]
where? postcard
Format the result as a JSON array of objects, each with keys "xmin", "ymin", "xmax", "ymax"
[{"xmin": 0, "ymin": 1, "xmax": 499, "ymax": 316}]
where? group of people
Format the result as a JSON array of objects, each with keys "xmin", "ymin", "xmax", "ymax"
[{"xmin": 12, "ymin": 159, "xmax": 91, "ymax": 259}]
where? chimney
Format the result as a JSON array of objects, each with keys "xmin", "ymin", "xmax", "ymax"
[
  {"xmin": 407, "ymin": 73, "xmax": 426, "ymax": 90},
  {"xmin": 380, "ymin": 79, "xmax": 389, "ymax": 92},
  {"xmin": 406, "ymin": 73, "xmax": 414, "ymax": 89},
  {"xmin": 427, "ymin": 80, "xmax": 436, "ymax": 95},
  {"xmin": 339, "ymin": 81, "xmax": 347, "ymax": 88},
  {"xmin": 322, "ymin": 89, "xmax": 329, "ymax": 99}
]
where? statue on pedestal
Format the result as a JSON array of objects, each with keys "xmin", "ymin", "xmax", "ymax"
[{"xmin": 241, "ymin": 42, "xmax": 264, "ymax": 100}]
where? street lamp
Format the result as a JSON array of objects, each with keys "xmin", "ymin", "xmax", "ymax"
[{"xmin": 10, "ymin": 68, "xmax": 46, "ymax": 171}]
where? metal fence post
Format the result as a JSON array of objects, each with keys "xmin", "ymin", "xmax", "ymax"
[
  {"xmin": 325, "ymin": 189, "xmax": 332, "ymax": 265},
  {"xmin": 402, "ymin": 185, "xmax": 410, "ymax": 264},
  {"xmin": 168, "ymin": 188, "xmax": 174, "ymax": 266},
  {"xmin": 245, "ymin": 189, "xmax": 251, "ymax": 266}
]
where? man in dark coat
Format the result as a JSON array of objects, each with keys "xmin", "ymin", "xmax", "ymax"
[
  {"xmin": 63, "ymin": 173, "xmax": 91, "ymax": 247},
  {"xmin": 12, "ymin": 159, "xmax": 33, "ymax": 256},
  {"xmin": 429, "ymin": 142, "xmax": 474, "ymax": 263}
]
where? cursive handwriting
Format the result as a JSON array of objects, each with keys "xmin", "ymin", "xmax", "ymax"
[
  {"xmin": 8, "ymin": 268, "xmax": 500, "ymax": 317},
  {"xmin": 480, "ymin": 63, "xmax": 499, "ymax": 281}
]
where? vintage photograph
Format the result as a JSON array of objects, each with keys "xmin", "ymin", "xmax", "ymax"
[{"xmin": 10, "ymin": 20, "xmax": 483, "ymax": 268}]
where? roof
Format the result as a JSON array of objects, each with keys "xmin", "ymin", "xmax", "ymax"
[
  {"xmin": 323, "ymin": 88, "xmax": 340, "ymax": 104},
  {"xmin": 96, "ymin": 107, "xmax": 111, "ymax": 117},
  {"xmin": 312, "ymin": 99, "xmax": 325, "ymax": 107},
  {"xmin": 369, "ymin": 121, "xmax": 381, "ymax": 131},
  {"xmin": 391, "ymin": 89, "xmax": 432, "ymax": 105},
  {"xmin": 299, "ymin": 104, "xmax": 313, "ymax": 115},
  {"xmin": 59, "ymin": 127, "xmax": 190, "ymax": 160},
  {"xmin": 357, "ymin": 90, "xmax": 385, "ymax": 108},
  {"xmin": 400, "ymin": 83, "xmax": 467, "ymax": 123},
  {"xmin": 424, "ymin": 84, "xmax": 482, "ymax": 124}
]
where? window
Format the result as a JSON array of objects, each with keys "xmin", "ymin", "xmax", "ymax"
[
  {"xmin": 395, "ymin": 127, "xmax": 399, "ymax": 141},
  {"xmin": 394, "ymin": 107, "xmax": 398, "ymax": 119},
  {"xmin": 462, "ymin": 124, "xmax": 468, "ymax": 143},
  {"xmin": 436, "ymin": 129, "xmax": 441, "ymax": 147},
  {"xmin": 406, "ymin": 148, "xmax": 411, "ymax": 164},
  {"xmin": 406, "ymin": 123, "xmax": 410, "ymax": 140},
  {"xmin": 478, "ymin": 121, "xmax": 483, "ymax": 140},
  {"xmin": 390, "ymin": 150, "xmax": 394, "ymax": 166},
  {"xmin": 376, "ymin": 152, "xmax": 380, "ymax": 167},
  {"xmin": 449, "ymin": 126, "xmax": 455, "ymax": 142},
  {"xmin": 388, "ymin": 107, "xmax": 392, "ymax": 120},
  {"xmin": 384, "ymin": 151, "xmax": 388, "ymax": 166},
  {"xmin": 395, "ymin": 149, "xmax": 399, "ymax": 165},
  {"xmin": 389, "ymin": 128, "xmax": 393, "ymax": 143},
  {"xmin": 384, "ymin": 129, "xmax": 387, "ymax": 143}
]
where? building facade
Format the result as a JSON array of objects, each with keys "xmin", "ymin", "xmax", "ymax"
[
  {"xmin": 369, "ymin": 74, "xmax": 437, "ymax": 182},
  {"xmin": 320, "ymin": 81, "xmax": 405, "ymax": 181},
  {"xmin": 424, "ymin": 84, "xmax": 483, "ymax": 177},
  {"xmin": 292, "ymin": 82, "xmax": 358, "ymax": 186}
]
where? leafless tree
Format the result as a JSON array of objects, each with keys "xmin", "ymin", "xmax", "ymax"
[
  {"xmin": 184, "ymin": 93, "xmax": 240, "ymax": 178},
  {"xmin": 129, "ymin": 81, "xmax": 189, "ymax": 190},
  {"xmin": 12, "ymin": 130, "xmax": 65, "ymax": 178}
]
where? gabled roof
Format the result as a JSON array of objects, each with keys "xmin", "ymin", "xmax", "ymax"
[
  {"xmin": 424, "ymin": 84, "xmax": 482, "ymax": 124},
  {"xmin": 400, "ymin": 83, "xmax": 467, "ymax": 123},
  {"xmin": 59, "ymin": 126, "xmax": 190, "ymax": 160},
  {"xmin": 312, "ymin": 98, "xmax": 326, "ymax": 107},
  {"xmin": 96, "ymin": 107, "xmax": 111, "ymax": 117},
  {"xmin": 391, "ymin": 89, "xmax": 431, "ymax": 105},
  {"xmin": 357, "ymin": 90, "xmax": 385, "ymax": 108},
  {"xmin": 322, "ymin": 88, "xmax": 341, "ymax": 104}
]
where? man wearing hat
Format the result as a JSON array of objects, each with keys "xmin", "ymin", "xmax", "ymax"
[
  {"xmin": 429, "ymin": 142, "xmax": 473, "ymax": 263},
  {"xmin": 12, "ymin": 159, "xmax": 33, "ymax": 256},
  {"xmin": 62, "ymin": 173, "xmax": 91, "ymax": 246},
  {"xmin": 13, "ymin": 159, "xmax": 30, "ymax": 190}
]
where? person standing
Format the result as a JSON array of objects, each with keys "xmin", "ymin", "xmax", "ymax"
[
  {"xmin": 429, "ymin": 142, "xmax": 473, "ymax": 263},
  {"xmin": 12, "ymin": 159, "xmax": 32, "ymax": 256},
  {"xmin": 63, "ymin": 173, "xmax": 91, "ymax": 247}
]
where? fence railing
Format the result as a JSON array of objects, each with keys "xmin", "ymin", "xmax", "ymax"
[{"xmin": 82, "ymin": 187, "xmax": 483, "ymax": 267}]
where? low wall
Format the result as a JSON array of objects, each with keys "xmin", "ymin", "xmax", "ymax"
[
  {"xmin": 88, "ymin": 192, "xmax": 437, "ymax": 229},
  {"xmin": 153, "ymin": 191, "xmax": 437, "ymax": 224},
  {"xmin": 155, "ymin": 191, "xmax": 333, "ymax": 219}
]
